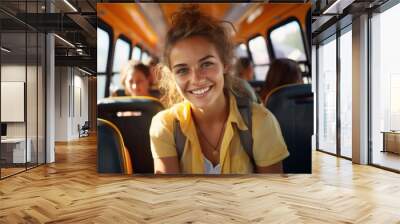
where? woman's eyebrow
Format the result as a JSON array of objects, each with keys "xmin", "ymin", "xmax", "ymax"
[
  {"xmin": 198, "ymin": 55, "xmax": 214, "ymax": 62},
  {"xmin": 172, "ymin": 55, "xmax": 214, "ymax": 69},
  {"xmin": 172, "ymin": 63, "xmax": 187, "ymax": 69}
]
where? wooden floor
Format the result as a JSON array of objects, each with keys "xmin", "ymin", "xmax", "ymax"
[
  {"xmin": 0, "ymin": 135, "xmax": 400, "ymax": 223},
  {"xmin": 1, "ymin": 167, "xmax": 26, "ymax": 178}
]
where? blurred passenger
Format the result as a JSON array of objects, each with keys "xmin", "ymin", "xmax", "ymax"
[
  {"xmin": 236, "ymin": 57, "xmax": 254, "ymax": 81},
  {"xmin": 260, "ymin": 58, "xmax": 302, "ymax": 103},
  {"xmin": 235, "ymin": 57, "xmax": 258, "ymax": 102},
  {"xmin": 120, "ymin": 60, "xmax": 151, "ymax": 97}
]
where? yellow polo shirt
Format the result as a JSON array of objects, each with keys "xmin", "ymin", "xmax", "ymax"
[{"xmin": 149, "ymin": 92, "xmax": 289, "ymax": 174}]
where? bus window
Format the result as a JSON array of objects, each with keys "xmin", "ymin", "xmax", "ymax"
[
  {"xmin": 97, "ymin": 27, "xmax": 110, "ymax": 73},
  {"xmin": 97, "ymin": 25, "xmax": 112, "ymax": 101},
  {"xmin": 268, "ymin": 19, "xmax": 306, "ymax": 62},
  {"xmin": 132, "ymin": 45, "xmax": 142, "ymax": 61},
  {"xmin": 235, "ymin": 43, "xmax": 248, "ymax": 58},
  {"xmin": 111, "ymin": 37, "xmax": 132, "ymax": 91},
  {"xmin": 97, "ymin": 75, "xmax": 107, "ymax": 102},
  {"xmin": 248, "ymin": 36, "xmax": 269, "ymax": 81},
  {"xmin": 141, "ymin": 51, "xmax": 151, "ymax": 65}
]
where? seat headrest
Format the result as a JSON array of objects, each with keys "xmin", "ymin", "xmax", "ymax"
[
  {"xmin": 266, "ymin": 84, "xmax": 312, "ymax": 105},
  {"xmin": 98, "ymin": 96, "xmax": 164, "ymax": 115}
]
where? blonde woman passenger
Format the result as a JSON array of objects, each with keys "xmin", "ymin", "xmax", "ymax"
[
  {"xmin": 149, "ymin": 5, "xmax": 289, "ymax": 174},
  {"xmin": 119, "ymin": 60, "xmax": 152, "ymax": 97}
]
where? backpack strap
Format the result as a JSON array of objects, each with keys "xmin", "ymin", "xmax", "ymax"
[
  {"xmin": 234, "ymin": 95, "xmax": 255, "ymax": 167},
  {"xmin": 174, "ymin": 118, "xmax": 186, "ymax": 159}
]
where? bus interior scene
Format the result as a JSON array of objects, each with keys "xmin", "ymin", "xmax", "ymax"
[
  {"xmin": 1, "ymin": 0, "xmax": 400, "ymax": 222},
  {"xmin": 96, "ymin": 3, "xmax": 313, "ymax": 174}
]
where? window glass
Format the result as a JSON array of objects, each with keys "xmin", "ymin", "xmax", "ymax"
[
  {"xmin": 371, "ymin": 3, "xmax": 400, "ymax": 171},
  {"xmin": 97, "ymin": 75, "xmax": 106, "ymax": 102},
  {"xmin": 142, "ymin": 51, "xmax": 151, "ymax": 65},
  {"xmin": 248, "ymin": 36, "xmax": 269, "ymax": 80},
  {"xmin": 340, "ymin": 28, "xmax": 352, "ymax": 158},
  {"xmin": 318, "ymin": 36, "xmax": 337, "ymax": 155},
  {"xmin": 248, "ymin": 36, "xmax": 269, "ymax": 64},
  {"xmin": 270, "ymin": 20, "xmax": 306, "ymax": 61},
  {"xmin": 254, "ymin": 65, "xmax": 269, "ymax": 81},
  {"xmin": 112, "ymin": 38, "xmax": 131, "ymax": 73},
  {"xmin": 1, "ymin": 30, "xmax": 27, "ymax": 177},
  {"xmin": 97, "ymin": 27, "xmax": 110, "ymax": 73},
  {"xmin": 235, "ymin": 43, "xmax": 248, "ymax": 58},
  {"xmin": 132, "ymin": 46, "xmax": 141, "ymax": 61},
  {"xmin": 110, "ymin": 74, "xmax": 122, "ymax": 93}
]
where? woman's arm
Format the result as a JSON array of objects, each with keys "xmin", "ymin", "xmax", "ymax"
[
  {"xmin": 154, "ymin": 156, "xmax": 180, "ymax": 174},
  {"xmin": 256, "ymin": 161, "xmax": 283, "ymax": 173}
]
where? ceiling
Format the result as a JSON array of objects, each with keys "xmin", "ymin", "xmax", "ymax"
[
  {"xmin": 312, "ymin": 0, "xmax": 390, "ymax": 43},
  {"xmin": 0, "ymin": 0, "xmax": 97, "ymax": 72},
  {"xmin": 98, "ymin": 2, "xmax": 310, "ymax": 56}
]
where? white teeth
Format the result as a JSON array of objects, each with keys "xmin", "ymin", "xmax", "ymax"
[{"xmin": 191, "ymin": 86, "xmax": 210, "ymax": 95}]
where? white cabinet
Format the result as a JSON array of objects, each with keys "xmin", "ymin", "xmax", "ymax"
[{"xmin": 1, "ymin": 138, "xmax": 32, "ymax": 163}]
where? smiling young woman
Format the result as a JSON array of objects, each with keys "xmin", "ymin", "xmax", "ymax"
[{"xmin": 149, "ymin": 5, "xmax": 289, "ymax": 174}]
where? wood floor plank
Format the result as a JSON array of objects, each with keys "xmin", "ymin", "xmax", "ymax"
[{"xmin": 0, "ymin": 135, "xmax": 399, "ymax": 223}]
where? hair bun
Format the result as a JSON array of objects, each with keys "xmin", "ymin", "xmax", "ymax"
[{"xmin": 171, "ymin": 4, "xmax": 203, "ymax": 26}]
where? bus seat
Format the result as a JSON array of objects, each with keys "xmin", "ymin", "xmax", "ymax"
[
  {"xmin": 265, "ymin": 84, "xmax": 313, "ymax": 173},
  {"xmin": 97, "ymin": 118, "xmax": 133, "ymax": 174},
  {"xmin": 97, "ymin": 96, "xmax": 164, "ymax": 174},
  {"xmin": 113, "ymin": 88, "xmax": 161, "ymax": 99}
]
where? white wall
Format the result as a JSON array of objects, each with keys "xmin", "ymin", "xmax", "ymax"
[
  {"xmin": 54, "ymin": 67, "xmax": 89, "ymax": 141},
  {"xmin": 55, "ymin": 67, "xmax": 69, "ymax": 141},
  {"xmin": 1, "ymin": 65, "xmax": 35, "ymax": 138}
]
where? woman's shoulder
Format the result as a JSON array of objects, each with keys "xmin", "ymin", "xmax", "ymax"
[
  {"xmin": 152, "ymin": 102, "xmax": 186, "ymax": 126},
  {"xmin": 251, "ymin": 102, "xmax": 275, "ymax": 121}
]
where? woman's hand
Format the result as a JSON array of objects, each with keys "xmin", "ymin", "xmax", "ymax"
[{"xmin": 154, "ymin": 156, "xmax": 180, "ymax": 174}]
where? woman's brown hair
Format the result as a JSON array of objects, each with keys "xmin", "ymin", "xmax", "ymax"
[
  {"xmin": 260, "ymin": 58, "xmax": 302, "ymax": 103},
  {"xmin": 157, "ymin": 4, "xmax": 251, "ymax": 107}
]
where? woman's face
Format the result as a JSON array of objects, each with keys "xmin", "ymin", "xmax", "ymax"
[
  {"xmin": 169, "ymin": 36, "xmax": 226, "ymax": 109},
  {"xmin": 124, "ymin": 70, "xmax": 150, "ymax": 96}
]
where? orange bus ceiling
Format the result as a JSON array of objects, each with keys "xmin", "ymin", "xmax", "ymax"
[
  {"xmin": 97, "ymin": 3, "xmax": 311, "ymax": 56},
  {"xmin": 97, "ymin": 3, "xmax": 159, "ymax": 54},
  {"xmin": 235, "ymin": 3, "xmax": 311, "ymax": 43}
]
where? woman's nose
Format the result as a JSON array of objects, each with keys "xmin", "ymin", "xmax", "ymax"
[{"xmin": 192, "ymin": 67, "xmax": 205, "ymax": 82}]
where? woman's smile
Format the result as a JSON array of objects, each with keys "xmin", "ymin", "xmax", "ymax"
[{"xmin": 187, "ymin": 85, "xmax": 213, "ymax": 97}]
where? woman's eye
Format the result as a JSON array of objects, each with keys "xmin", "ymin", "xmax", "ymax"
[
  {"xmin": 201, "ymin": 62, "xmax": 213, "ymax": 68},
  {"xmin": 176, "ymin": 68, "xmax": 189, "ymax": 76}
]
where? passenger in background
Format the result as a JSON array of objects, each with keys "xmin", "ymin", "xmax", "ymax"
[
  {"xmin": 119, "ymin": 60, "xmax": 152, "ymax": 97},
  {"xmin": 235, "ymin": 57, "xmax": 259, "ymax": 102},
  {"xmin": 236, "ymin": 57, "xmax": 254, "ymax": 81},
  {"xmin": 260, "ymin": 58, "xmax": 302, "ymax": 103}
]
